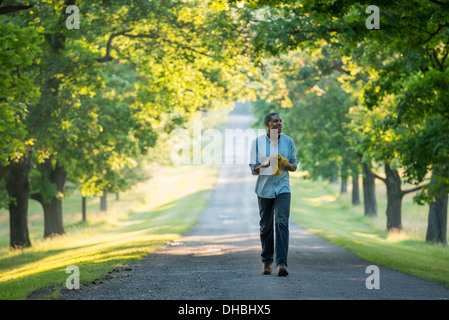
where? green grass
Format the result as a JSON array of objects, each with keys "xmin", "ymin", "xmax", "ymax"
[
  {"xmin": 0, "ymin": 164, "xmax": 220, "ymax": 300},
  {"xmin": 289, "ymin": 172, "xmax": 449, "ymax": 288},
  {"xmin": 0, "ymin": 106, "xmax": 231, "ymax": 300}
]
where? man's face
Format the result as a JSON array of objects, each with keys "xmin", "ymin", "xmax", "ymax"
[{"xmin": 266, "ymin": 114, "xmax": 283, "ymax": 135}]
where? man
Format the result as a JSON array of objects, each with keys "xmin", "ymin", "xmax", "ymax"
[{"xmin": 249, "ymin": 113, "xmax": 298, "ymax": 277}]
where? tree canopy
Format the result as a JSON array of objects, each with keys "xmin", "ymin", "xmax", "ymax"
[
  {"xmin": 229, "ymin": 0, "xmax": 448, "ymax": 240},
  {"xmin": 1, "ymin": 0, "xmax": 448, "ymax": 246},
  {"xmin": 0, "ymin": 0, "xmax": 256, "ymax": 247}
]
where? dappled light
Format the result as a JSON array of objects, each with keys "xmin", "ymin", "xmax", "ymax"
[
  {"xmin": 1, "ymin": 0, "xmax": 449, "ymax": 301},
  {"xmin": 303, "ymin": 194, "xmax": 339, "ymax": 206}
]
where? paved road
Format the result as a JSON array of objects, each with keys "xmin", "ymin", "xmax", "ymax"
[{"xmin": 62, "ymin": 104, "xmax": 449, "ymax": 300}]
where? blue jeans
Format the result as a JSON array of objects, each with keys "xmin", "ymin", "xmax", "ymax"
[{"xmin": 257, "ymin": 193, "xmax": 291, "ymax": 267}]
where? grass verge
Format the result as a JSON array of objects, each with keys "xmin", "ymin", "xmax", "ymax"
[
  {"xmin": 0, "ymin": 164, "xmax": 220, "ymax": 300},
  {"xmin": 289, "ymin": 172, "xmax": 449, "ymax": 289}
]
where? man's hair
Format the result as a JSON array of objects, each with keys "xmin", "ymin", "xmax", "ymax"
[{"xmin": 264, "ymin": 112, "xmax": 279, "ymax": 125}]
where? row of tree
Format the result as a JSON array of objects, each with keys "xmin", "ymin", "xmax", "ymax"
[
  {"xmin": 2, "ymin": 0, "xmax": 447, "ymax": 248},
  {"xmin": 236, "ymin": 0, "xmax": 448, "ymax": 244},
  {"xmin": 0, "ymin": 0, "xmax": 255, "ymax": 248}
]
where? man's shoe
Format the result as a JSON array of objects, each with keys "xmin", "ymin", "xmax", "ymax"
[
  {"xmin": 261, "ymin": 263, "xmax": 272, "ymax": 275},
  {"xmin": 277, "ymin": 264, "xmax": 289, "ymax": 277}
]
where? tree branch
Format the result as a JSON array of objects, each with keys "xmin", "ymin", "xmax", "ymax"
[
  {"xmin": 30, "ymin": 192, "xmax": 43, "ymax": 205},
  {"xmin": 0, "ymin": 4, "xmax": 32, "ymax": 15},
  {"xmin": 402, "ymin": 185, "xmax": 425, "ymax": 195},
  {"xmin": 428, "ymin": 0, "xmax": 444, "ymax": 6},
  {"xmin": 123, "ymin": 31, "xmax": 213, "ymax": 57},
  {"xmin": 372, "ymin": 172, "xmax": 386, "ymax": 183},
  {"xmin": 97, "ymin": 28, "xmax": 214, "ymax": 64},
  {"xmin": 361, "ymin": 162, "xmax": 386, "ymax": 182},
  {"xmin": 421, "ymin": 22, "xmax": 449, "ymax": 45},
  {"xmin": 331, "ymin": 62, "xmax": 369, "ymax": 82},
  {"xmin": 441, "ymin": 41, "xmax": 449, "ymax": 67},
  {"xmin": 122, "ymin": 30, "xmax": 159, "ymax": 40},
  {"xmin": 431, "ymin": 48, "xmax": 444, "ymax": 71},
  {"xmin": 96, "ymin": 29, "xmax": 135, "ymax": 63}
]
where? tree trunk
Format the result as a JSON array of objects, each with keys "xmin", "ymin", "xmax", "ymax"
[
  {"xmin": 43, "ymin": 160, "xmax": 66, "ymax": 237},
  {"xmin": 0, "ymin": 165, "xmax": 9, "ymax": 182},
  {"xmin": 362, "ymin": 163, "xmax": 377, "ymax": 216},
  {"xmin": 384, "ymin": 163, "xmax": 403, "ymax": 232},
  {"xmin": 352, "ymin": 172, "xmax": 360, "ymax": 205},
  {"xmin": 329, "ymin": 161, "xmax": 339, "ymax": 184},
  {"xmin": 329, "ymin": 175, "xmax": 338, "ymax": 184},
  {"xmin": 42, "ymin": 196, "xmax": 65, "ymax": 238},
  {"xmin": 426, "ymin": 193, "xmax": 448, "ymax": 245},
  {"xmin": 5, "ymin": 153, "xmax": 32, "ymax": 248},
  {"xmin": 29, "ymin": 4, "xmax": 70, "ymax": 239},
  {"xmin": 116, "ymin": 192, "xmax": 119, "ymax": 201},
  {"xmin": 340, "ymin": 166, "xmax": 348, "ymax": 194},
  {"xmin": 426, "ymin": 168, "xmax": 448, "ymax": 245},
  {"xmin": 100, "ymin": 192, "xmax": 107, "ymax": 212},
  {"xmin": 82, "ymin": 196, "xmax": 86, "ymax": 222},
  {"xmin": 32, "ymin": 159, "xmax": 67, "ymax": 238}
]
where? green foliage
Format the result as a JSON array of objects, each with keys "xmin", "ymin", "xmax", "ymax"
[
  {"xmin": 242, "ymin": 0, "xmax": 449, "ymax": 196},
  {"xmin": 0, "ymin": 181, "xmax": 11, "ymax": 210},
  {"xmin": 251, "ymin": 48, "xmax": 358, "ymax": 181},
  {"xmin": 29, "ymin": 163, "xmax": 59, "ymax": 204},
  {"xmin": 2, "ymin": 0, "xmax": 255, "ymax": 183},
  {"xmin": 0, "ymin": 1, "xmax": 257, "ymax": 240},
  {"xmin": 0, "ymin": 22, "xmax": 40, "ymax": 166}
]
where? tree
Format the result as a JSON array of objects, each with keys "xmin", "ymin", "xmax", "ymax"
[
  {"xmin": 5, "ymin": 152, "xmax": 32, "ymax": 248},
  {"xmin": 251, "ymin": 48, "xmax": 361, "ymax": 201},
  {"xmin": 0, "ymin": 17, "xmax": 41, "ymax": 247},
  {"xmin": 395, "ymin": 69, "xmax": 449, "ymax": 243},
  {"xmin": 1, "ymin": 0, "xmax": 256, "ymax": 246},
  {"xmin": 347, "ymin": 101, "xmax": 426, "ymax": 231},
  {"xmin": 25, "ymin": 0, "xmax": 105, "ymax": 237},
  {"xmin": 235, "ymin": 0, "xmax": 448, "ymax": 238}
]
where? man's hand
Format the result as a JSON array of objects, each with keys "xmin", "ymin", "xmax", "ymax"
[
  {"xmin": 278, "ymin": 154, "xmax": 297, "ymax": 172},
  {"xmin": 254, "ymin": 155, "xmax": 278, "ymax": 175},
  {"xmin": 254, "ymin": 161, "xmax": 269, "ymax": 174},
  {"xmin": 277, "ymin": 154, "xmax": 289, "ymax": 167}
]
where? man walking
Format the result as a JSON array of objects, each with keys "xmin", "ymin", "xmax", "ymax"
[{"xmin": 249, "ymin": 113, "xmax": 298, "ymax": 276}]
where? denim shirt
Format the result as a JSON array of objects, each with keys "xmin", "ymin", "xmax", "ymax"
[{"xmin": 249, "ymin": 133, "xmax": 298, "ymax": 198}]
